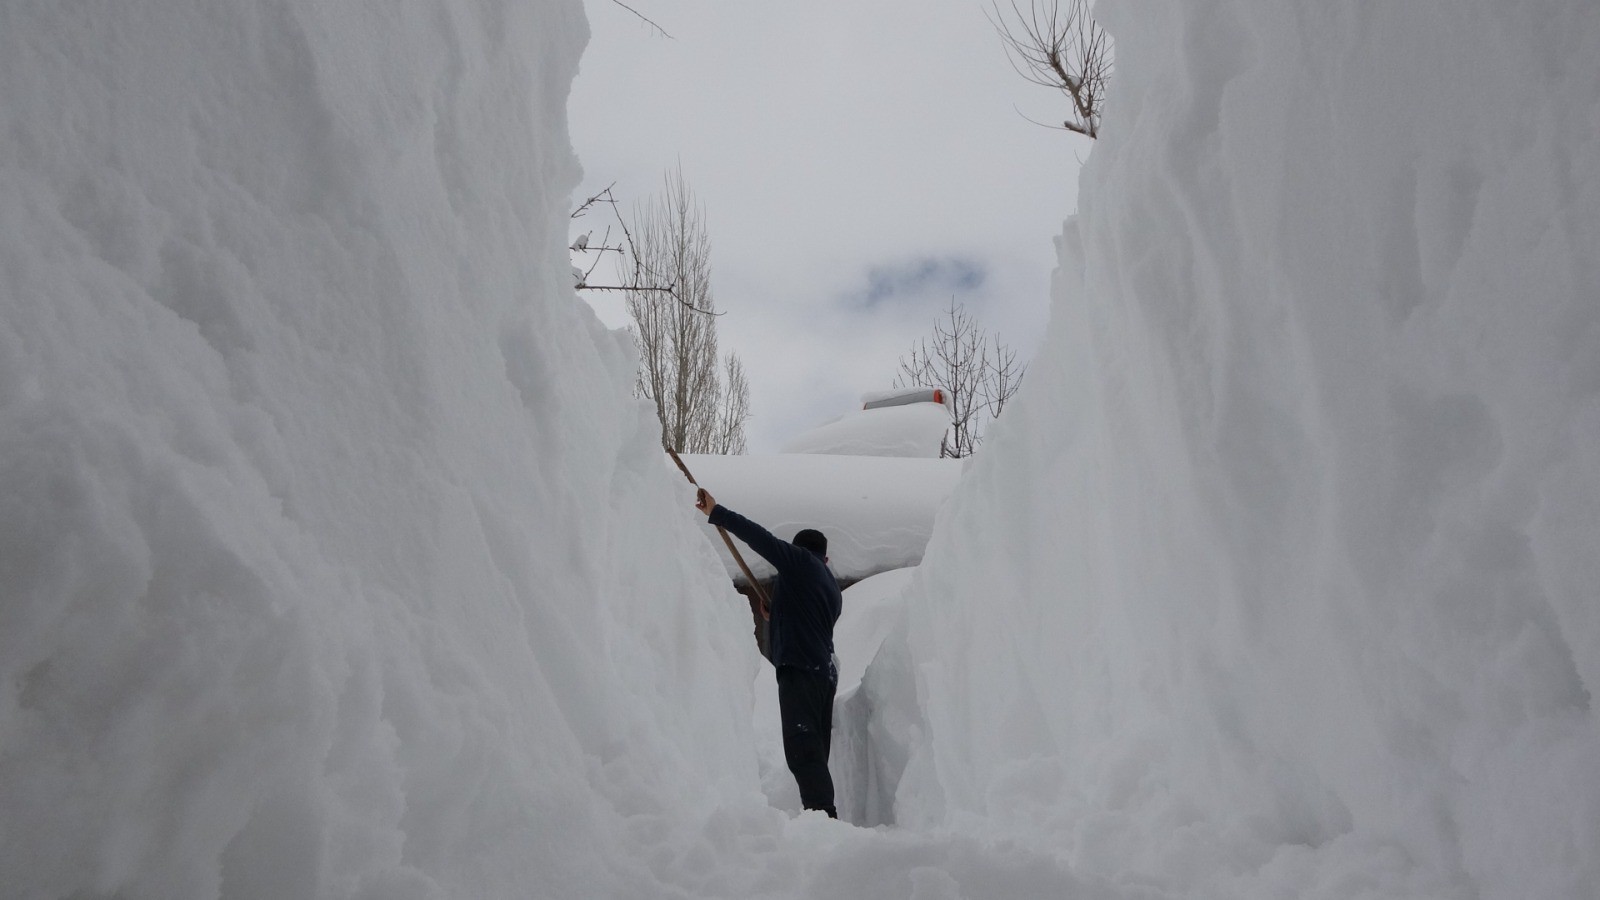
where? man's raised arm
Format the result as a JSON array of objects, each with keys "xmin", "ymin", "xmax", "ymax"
[{"xmin": 694, "ymin": 489, "xmax": 806, "ymax": 573}]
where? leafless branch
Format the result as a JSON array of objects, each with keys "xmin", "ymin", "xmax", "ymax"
[
  {"xmin": 894, "ymin": 297, "xmax": 1025, "ymax": 457},
  {"xmin": 570, "ymin": 182, "xmax": 715, "ymax": 316},
  {"xmin": 579, "ymin": 225, "xmax": 612, "ymax": 282},
  {"xmin": 987, "ymin": 0, "xmax": 1111, "ymax": 139},
  {"xmin": 571, "ymin": 182, "xmax": 617, "ymax": 219},
  {"xmin": 606, "ymin": 0, "xmax": 673, "ymax": 39}
]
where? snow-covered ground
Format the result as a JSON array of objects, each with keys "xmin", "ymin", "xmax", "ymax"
[{"xmin": 3, "ymin": 0, "xmax": 1597, "ymax": 898}]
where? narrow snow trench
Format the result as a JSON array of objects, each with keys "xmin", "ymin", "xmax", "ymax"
[
  {"xmin": 752, "ymin": 568, "xmax": 914, "ymax": 826},
  {"xmin": 711, "ymin": 566, "xmax": 1159, "ymax": 900},
  {"xmin": 8, "ymin": 1, "xmax": 1597, "ymax": 898}
]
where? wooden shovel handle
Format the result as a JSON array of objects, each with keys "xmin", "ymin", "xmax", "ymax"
[{"xmin": 666, "ymin": 449, "xmax": 771, "ymax": 606}]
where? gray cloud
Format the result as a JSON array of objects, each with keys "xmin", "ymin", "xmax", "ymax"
[{"xmin": 849, "ymin": 257, "xmax": 988, "ymax": 309}]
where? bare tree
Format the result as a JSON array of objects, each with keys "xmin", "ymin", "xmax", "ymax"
[
  {"xmin": 981, "ymin": 333, "xmax": 1024, "ymax": 421},
  {"xmin": 710, "ymin": 354, "xmax": 750, "ymax": 455},
  {"xmin": 626, "ymin": 167, "xmax": 749, "ymax": 453},
  {"xmin": 988, "ymin": 0, "xmax": 1111, "ymax": 139},
  {"xmin": 894, "ymin": 298, "xmax": 1025, "ymax": 457}
]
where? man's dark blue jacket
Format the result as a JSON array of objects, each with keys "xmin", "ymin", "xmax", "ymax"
[{"xmin": 709, "ymin": 505, "xmax": 841, "ymax": 676}]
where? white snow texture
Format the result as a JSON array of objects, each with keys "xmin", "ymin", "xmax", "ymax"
[
  {"xmin": 1, "ymin": 3, "xmax": 761, "ymax": 898},
  {"xmin": 867, "ymin": 0, "xmax": 1600, "ymax": 897},
  {"xmin": 3, "ymin": 0, "xmax": 1598, "ymax": 899}
]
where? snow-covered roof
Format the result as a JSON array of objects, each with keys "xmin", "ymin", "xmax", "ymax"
[
  {"xmin": 681, "ymin": 452, "xmax": 960, "ymax": 585},
  {"xmin": 778, "ymin": 394, "xmax": 951, "ymax": 458}
]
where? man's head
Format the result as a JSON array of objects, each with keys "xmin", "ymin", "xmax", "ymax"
[{"xmin": 793, "ymin": 528, "xmax": 827, "ymax": 559}]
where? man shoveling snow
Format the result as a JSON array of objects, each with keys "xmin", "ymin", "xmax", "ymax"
[{"xmin": 695, "ymin": 488, "xmax": 843, "ymax": 819}]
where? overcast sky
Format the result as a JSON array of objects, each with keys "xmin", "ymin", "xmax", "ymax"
[{"xmin": 568, "ymin": 0, "xmax": 1089, "ymax": 452}]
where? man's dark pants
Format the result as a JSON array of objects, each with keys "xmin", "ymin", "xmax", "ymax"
[{"xmin": 776, "ymin": 665, "xmax": 837, "ymax": 817}]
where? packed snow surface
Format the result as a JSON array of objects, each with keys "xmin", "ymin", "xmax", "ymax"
[
  {"xmin": 865, "ymin": 0, "xmax": 1600, "ymax": 896},
  {"xmin": 5, "ymin": 0, "xmax": 1599, "ymax": 898},
  {"xmin": 832, "ymin": 568, "xmax": 917, "ymax": 694}
]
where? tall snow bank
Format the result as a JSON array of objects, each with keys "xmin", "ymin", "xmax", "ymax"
[
  {"xmin": 0, "ymin": 3, "xmax": 763, "ymax": 896},
  {"xmin": 869, "ymin": 0, "xmax": 1600, "ymax": 897}
]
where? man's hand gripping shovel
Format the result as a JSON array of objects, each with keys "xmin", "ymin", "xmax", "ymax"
[{"xmin": 668, "ymin": 449, "xmax": 772, "ymax": 619}]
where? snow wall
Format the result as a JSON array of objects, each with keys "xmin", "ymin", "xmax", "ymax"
[
  {"xmin": 867, "ymin": 0, "xmax": 1600, "ymax": 896},
  {"xmin": 8, "ymin": 0, "xmax": 1600, "ymax": 898},
  {"xmin": 0, "ymin": 3, "xmax": 771, "ymax": 897}
]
